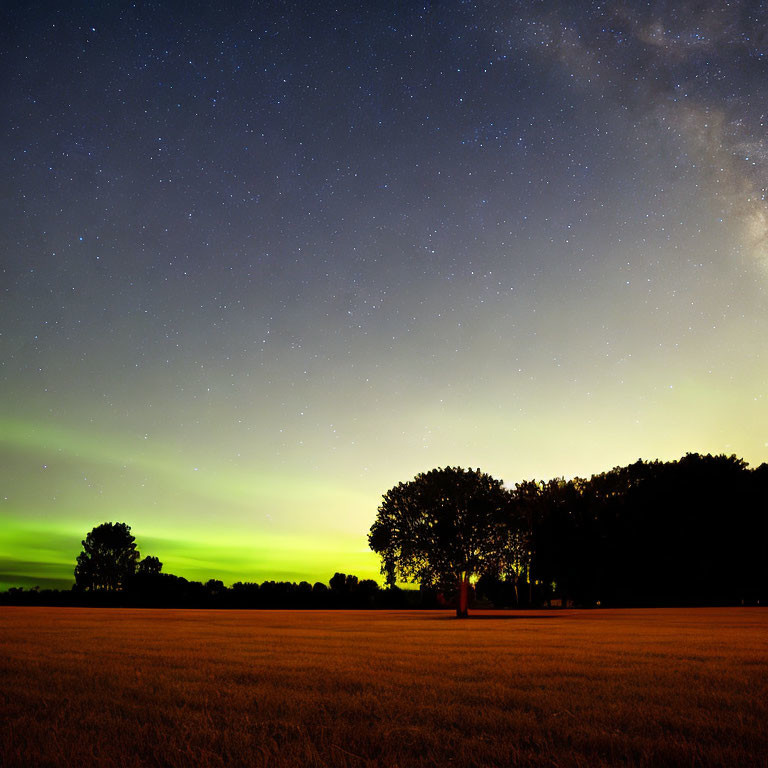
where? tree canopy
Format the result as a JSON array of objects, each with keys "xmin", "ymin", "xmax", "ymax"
[
  {"xmin": 512, "ymin": 453, "xmax": 767, "ymax": 607},
  {"xmin": 137, "ymin": 555, "xmax": 163, "ymax": 576},
  {"xmin": 74, "ymin": 522, "xmax": 140, "ymax": 591},
  {"xmin": 369, "ymin": 466, "xmax": 521, "ymax": 617},
  {"xmin": 40, "ymin": 452, "xmax": 765, "ymax": 610}
]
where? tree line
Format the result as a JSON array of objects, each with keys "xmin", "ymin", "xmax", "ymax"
[
  {"xmin": 2, "ymin": 453, "xmax": 765, "ymax": 613},
  {"xmin": 1, "ymin": 567, "xmax": 419, "ymax": 609},
  {"xmin": 369, "ymin": 453, "xmax": 767, "ymax": 615},
  {"xmin": 2, "ymin": 521, "xmax": 413, "ymax": 609}
]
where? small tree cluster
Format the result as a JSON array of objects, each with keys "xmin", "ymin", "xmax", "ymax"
[{"xmin": 74, "ymin": 522, "xmax": 162, "ymax": 592}]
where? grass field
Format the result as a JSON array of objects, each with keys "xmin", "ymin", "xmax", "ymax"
[{"xmin": 1, "ymin": 607, "xmax": 766, "ymax": 767}]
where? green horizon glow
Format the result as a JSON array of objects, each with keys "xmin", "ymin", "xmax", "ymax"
[
  {"xmin": 0, "ymin": 418, "xmax": 382, "ymax": 589},
  {"xmin": 0, "ymin": 517, "xmax": 380, "ymax": 590},
  {"xmin": 3, "ymin": 352, "xmax": 767, "ymax": 591}
]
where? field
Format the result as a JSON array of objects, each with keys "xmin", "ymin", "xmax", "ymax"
[{"xmin": 1, "ymin": 608, "xmax": 766, "ymax": 767}]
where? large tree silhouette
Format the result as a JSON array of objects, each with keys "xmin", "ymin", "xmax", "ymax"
[
  {"xmin": 369, "ymin": 467, "xmax": 518, "ymax": 617},
  {"xmin": 510, "ymin": 453, "xmax": 767, "ymax": 607},
  {"xmin": 74, "ymin": 522, "xmax": 140, "ymax": 591}
]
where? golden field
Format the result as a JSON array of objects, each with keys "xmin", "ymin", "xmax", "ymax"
[{"xmin": 1, "ymin": 607, "xmax": 766, "ymax": 767}]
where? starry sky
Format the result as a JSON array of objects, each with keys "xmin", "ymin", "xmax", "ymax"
[{"xmin": 2, "ymin": 0, "xmax": 767, "ymax": 590}]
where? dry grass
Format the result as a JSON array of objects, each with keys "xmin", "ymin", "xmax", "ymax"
[{"xmin": 1, "ymin": 607, "xmax": 766, "ymax": 767}]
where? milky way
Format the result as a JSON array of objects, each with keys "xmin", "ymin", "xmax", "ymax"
[{"xmin": 2, "ymin": 1, "xmax": 767, "ymax": 588}]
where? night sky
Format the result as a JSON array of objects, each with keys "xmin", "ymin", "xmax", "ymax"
[{"xmin": 2, "ymin": 1, "xmax": 767, "ymax": 589}]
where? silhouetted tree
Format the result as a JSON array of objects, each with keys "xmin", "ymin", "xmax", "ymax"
[
  {"xmin": 509, "ymin": 453, "xmax": 766, "ymax": 607},
  {"xmin": 330, "ymin": 572, "xmax": 358, "ymax": 592},
  {"xmin": 137, "ymin": 555, "xmax": 162, "ymax": 575},
  {"xmin": 205, "ymin": 579, "xmax": 225, "ymax": 595},
  {"xmin": 130, "ymin": 555, "xmax": 164, "ymax": 602},
  {"xmin": 369, "ymin": 466, "xmax": 520, "ymax": 617},
  {"xmin": 74, "ymin": 522, "xmax": 140, "ymax": 591}
]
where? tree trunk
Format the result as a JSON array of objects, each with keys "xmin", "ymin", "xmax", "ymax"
[
  {"xmin": 527, "ymin": 562, "xmax": 533, "ymax": 607},
  {"xmin": 456, "ymin": 575, "xmax": 470, "ymax": 618}
]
